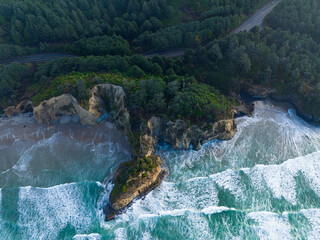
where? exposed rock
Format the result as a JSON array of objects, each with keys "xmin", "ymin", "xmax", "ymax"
[
  {"xmin": 234, "ymin": 101, "xmax": 254, "ymax": 117},
  {"xmin": 143, "ymin": 117, "xmax": 237, "ymax": 151},
  {"xmin": 16, "ymin": 99, "xmax": 33, "ymax": 114},
  {"xmin": 241, "ymin": 82, "xmax": 277, "ymax": 98},
  {"xmin": 93, "ymin": 86, "xmax": 238, "ymax": 220},
  {"xmin": 107, "ymin": 116, "xmax": 237, "ymax": 219},
  {"xmin": 4, "ymin": 106, "xmax": 19, "ymax": 118},
  {"xmin": 33, "ymin": 94, "xmax": 97, "ymax": 126},
  {"xmin": 89, "ymin": 84, "xmax": 131, "ymax": 135},
  {"xmin": 106, "ymin": 155, "xmax": 166, "ymax": 220},
  {"xmin": 111, "ymin": 156, "xmax": 163, "ymax": 211}
]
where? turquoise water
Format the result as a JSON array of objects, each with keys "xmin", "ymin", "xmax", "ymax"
[{"xmin": 2, "ymin": 101, "xmax": 320, "ymax": 239}]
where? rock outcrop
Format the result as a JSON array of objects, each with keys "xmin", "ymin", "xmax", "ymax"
[
  {"xmin": 106, "ymin": 118, "xmax": 166, "ymax": 220},
  {"xmin": 33, "ymin": 94, "xmax": 97, "ymax": 126},
  {"xmin": 16, "ymin": 99, "xmax": 33, "ymax": 114},
  {"xmin": 4, "ymin": 106, "xmax": 19, "ymax": 118},
  {"xmin": 106, "ymin": 116, "xmax": 236, "ymax": 220},
  {"xmin": 4, "ymin": 99, "xmax": 33, "ymax": 118},
  {"xmin": 240, "ymin": 81, "xmax": 320, "ymax": 123},
  {"xmin": 234, "ymin": 102, "xmax": 255, "ymax": 117},
  {"xmin": 89, "ymin": 84, "xmax": 131, "ymax": 134},
  {"xmin": 108, "ymin": 156, "xmax": 165, "ymax": 212},
  {"xmin": 141, "ymin": 116, "xmax": 237, "ymax": 151}
]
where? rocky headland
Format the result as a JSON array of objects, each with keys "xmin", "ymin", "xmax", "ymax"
[
  {"xmin": 240, "ymin": 81, "xmax": 320, "ymax": 123},
  {"xmin": 3, "ymin": 83, "xmax": 243, "ymax": 221}
]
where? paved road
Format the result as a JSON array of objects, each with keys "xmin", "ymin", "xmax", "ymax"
[
  {"xmin": 0, "ymin": 1, "xmax": 280, "ymax": 65},
  {"xmin": 143, "ymin": 49, "xmax": 186, "ymax": 58},
  {"xmin": 145, "ymin": 0, "xmax": 281, "ymax": 58},
  {"xmin": 0, "ymin": 53, "xmax": 76, "ymax": 66},
  {"xmin": 233, "ymin": 0, "xmax": 281, "ymax": 33}
]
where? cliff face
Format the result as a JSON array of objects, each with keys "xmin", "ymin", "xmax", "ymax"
[
  {"xmin": 110, "ymin": 156, "xmax": 164, "ymax": 211},
  {"xmin": 141, "ymin": 116, "xmax": 237, "ymax": 151},
  {"xmin": 89, "ymin": 84, "xmax": 131, "ymax": 135}
]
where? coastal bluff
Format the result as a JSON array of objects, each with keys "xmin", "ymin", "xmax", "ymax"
[{"xmin": 5, "ymin": 83, "xmax": 238, "ymax": 221}]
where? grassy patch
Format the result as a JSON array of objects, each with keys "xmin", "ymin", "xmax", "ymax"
[{"xmin": 28, "ymin": 72, "xmax": 140, "ymax": 107}]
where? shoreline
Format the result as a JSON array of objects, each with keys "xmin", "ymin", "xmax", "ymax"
[
  {"xmin": 240, "ymin": 87, "xmax": 320, "ymax": 126},
  {"xmin": 0, "ymin": 113, "xmax": 133, "ymax": 153},
  {"xmin": 1, "ymin": 92, "xmax": 314, "ymax": 222}
]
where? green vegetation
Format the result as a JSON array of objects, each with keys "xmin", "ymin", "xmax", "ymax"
[
  {"xmin": 109, "ymin": 155, "xmax": 158, "ymax": 202},
  {"xmin": 28, "ymin": 72, "xmax": 139, "ymax": 107},
  {"xmin": 66, "ymin": 35, "xmax": 131, "ymax": 57},
  {"xmin": 0, "ymin": 0, "xmax": 270, "ymax": 58},
  {"xmin": 169, "ymin": 83, "xmax": 233, "ymax": 122},
  {"xmin": 1, "ymin": 0, "xmax": 319, "ymax": 119}
]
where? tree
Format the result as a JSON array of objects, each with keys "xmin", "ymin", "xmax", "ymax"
[{"xmin": 127, "ymin": 65, "xmax": 145, "ymax": 78}]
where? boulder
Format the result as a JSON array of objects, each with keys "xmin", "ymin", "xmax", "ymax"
[
  {"xmin": 16, "ymin": 99, "xmax": 33, "ymax": 114},
  {"xmin": 4, "ymin": 106, "xmax": 19, "ymax": 118},
  {"xmin": 33, "ymin": 94, "xmax": 97, "ymax": 126}
]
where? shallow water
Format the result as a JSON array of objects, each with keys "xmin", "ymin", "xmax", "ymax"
[{"xmin": 1, "ymin": 100, "xmax": 320, "ymax": 239}]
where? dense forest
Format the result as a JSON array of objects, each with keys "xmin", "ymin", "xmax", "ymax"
[
  {"xmin": 1, "ymin": 0, "xmax": 320, "ymax": 121},
  {"xmin": 0, "ymin": 0, "xmax": 269, "ymax": 57}
]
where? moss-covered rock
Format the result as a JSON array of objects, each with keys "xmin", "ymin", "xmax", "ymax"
[{"xmin": 106, "ymin": 155, "xmax": 165, "ymax": 220}]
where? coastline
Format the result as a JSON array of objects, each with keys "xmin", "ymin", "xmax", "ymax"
[{"xmin": 2, "ymin": 82, "xmax": 316, "ymax": 221}]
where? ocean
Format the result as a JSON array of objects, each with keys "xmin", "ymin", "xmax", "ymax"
[{"xmin": 1, "ymin": 100, "xmax": 320, "ymax": 239}]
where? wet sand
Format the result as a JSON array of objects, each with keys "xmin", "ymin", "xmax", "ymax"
[{"xmin": 0, "ymin": 114, "xmax": 132, "ymax": 153}]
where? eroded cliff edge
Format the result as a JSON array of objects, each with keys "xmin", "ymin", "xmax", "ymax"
[{"xmin": 6, "ymin": 83, "xmax": 240, "ymax": 221}]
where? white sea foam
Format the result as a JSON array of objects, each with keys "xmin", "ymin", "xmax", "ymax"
[
  {"xmin": 210, "ymin": 169, "xmax": 246, "ymax": 201},
  {"xmin": 17, "ymin": 182, "xmax": 103, "ymax": 239},
  {"xmin": 114, "ymin": 228, "xmax": 127, "ymax": 240},
  {"xmin": 72, "ymin": 233, "xmax": 102, "ymax": 240},
  {"xmin": 243, "ymin": 151, "xmax": 320, "ymax": 204},
  {"xmin": 247, "ymin": 211, "xmax": 292, "ymax": 240},
  {"xmin": 301, "ymin": 209, "xmax": 320, "ymax": 239},
  {"xmin": 201, "ymin": 206, "xmax": 236, "ymax": 215},
  {"xmin": 3, "ymin": 101, "xmax": 320, "ymax": 239}
]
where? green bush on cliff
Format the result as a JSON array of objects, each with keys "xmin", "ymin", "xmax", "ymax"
[
  {"xmin": 169, "ymin": 83, "xmax": 234, "ymax": 122},
  {"xmin": 29, "ymin": 72, "xmax": 140, "ymax": 107},
  {"xmin": 110, "ymin": 155, "xmax": 158, "ymax": 201}
]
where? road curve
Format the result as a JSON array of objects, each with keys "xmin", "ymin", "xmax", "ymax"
[
  {"xmin": 233, "ymin": 0, "xmax": 281, "ymax": 33},
  {"xmin": 143, "ymin": 0, "xmax": 281, "ymax": 58},
  {"xmin": 0, "ymin": 1, "xmax": 280, "ymax": 65}
]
